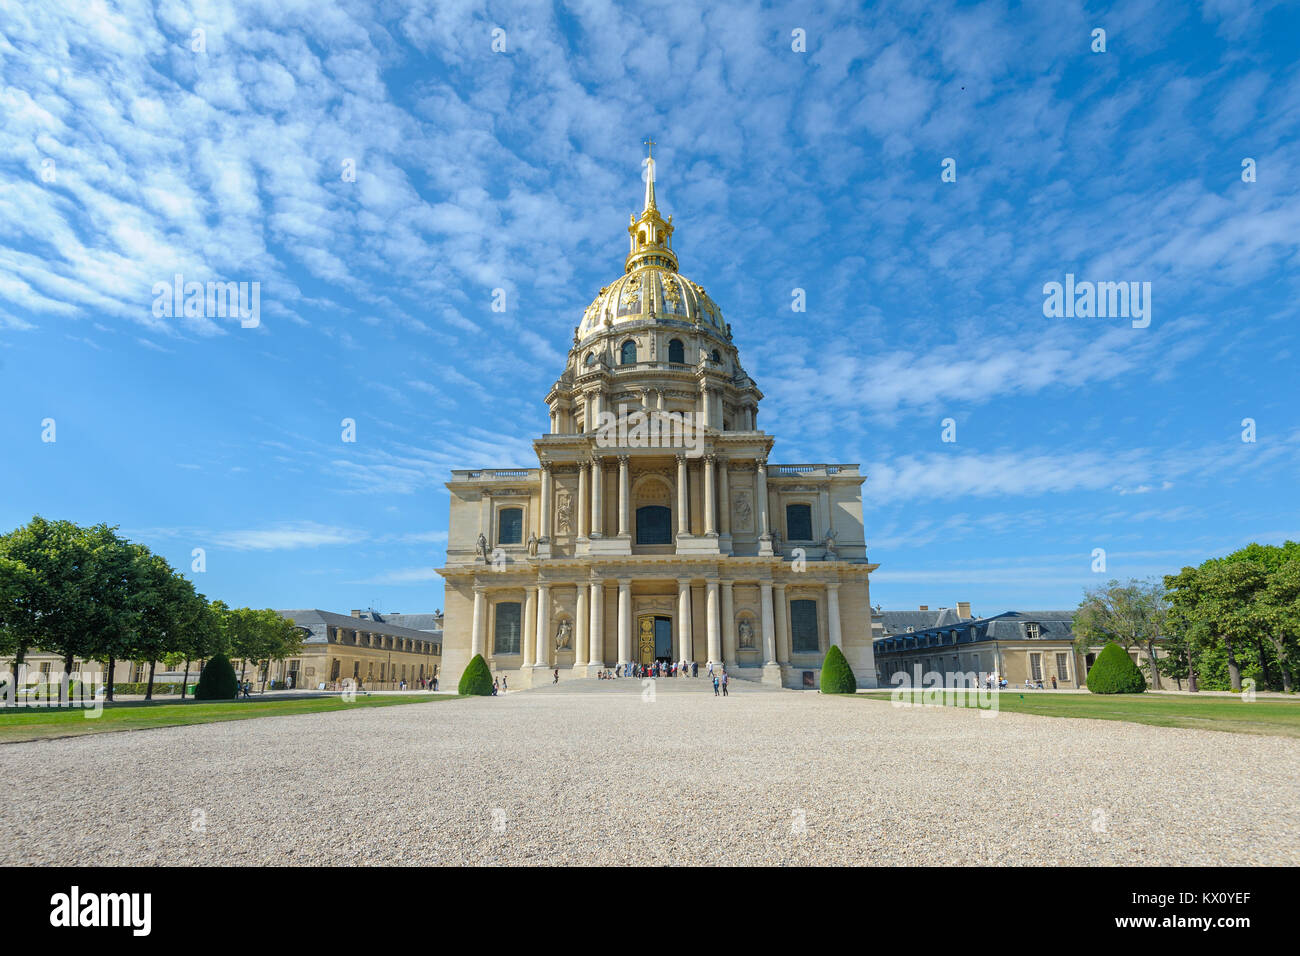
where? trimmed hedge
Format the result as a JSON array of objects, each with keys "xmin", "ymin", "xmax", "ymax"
[
  {"xmin": 110, "ymin": 682, "xmax": 186, "ymax": 696},
  {"xmin": 458, "ymin": 654, "xmax": 494, "ymax": 696},
  {"xmin": 195, "ymin": 654, "xmax": 239, "ymax": 700},
  {"xmin": 819, "ymin": 645, "xmax": 858, "ymax": 694},
  {"xmin": 1086, "ymin": 641, "xmax": 1147, "ymax": 694}
]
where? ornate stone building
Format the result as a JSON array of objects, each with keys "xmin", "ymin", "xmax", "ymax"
[{"xmin": 438, "ymin": 148, "xmax": 878, "ymax": 689}]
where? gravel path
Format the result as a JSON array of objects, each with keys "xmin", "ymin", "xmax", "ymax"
[{"xmin": 3, "ymin": 678, "xmax": 1297, "ymax": 866}]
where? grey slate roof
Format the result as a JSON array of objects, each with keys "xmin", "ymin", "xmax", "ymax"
[
  {"xmin": 277, "ymin": 609, "xmax": 442, "ymax": 646},
  {"xmin": 874, "ymin": 610, "xmax": 1078, "ymax": 653},
  {"xmin": 876, "ymin": 608, "xmax": 967, "ymax": 635}
]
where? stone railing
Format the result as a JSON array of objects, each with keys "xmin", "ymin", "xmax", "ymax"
[
  {"xmin": 453, "ymin": 469, "xmax": 533, "ymax": 480},
  {"xmin": 770, "ymin": 463, "xmax": 858, "ymax": 477}
]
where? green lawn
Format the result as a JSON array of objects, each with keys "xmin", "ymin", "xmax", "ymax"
[
  {"xmin": 856, "ymin": 690, "xmax": 1300, "ymax": 738},
  {"xmin": 0, "ymin": 694, "xmax": 463, "ymax": 743}
]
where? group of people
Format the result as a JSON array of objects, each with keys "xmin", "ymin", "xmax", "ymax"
[{"xmin": 600, "ymin": 659, "xmax": 723, "ymax": 680}]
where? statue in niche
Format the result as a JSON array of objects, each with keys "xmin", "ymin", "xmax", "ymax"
[
  {"xmin": 738, "ymin": 618, "xmax": 755, "ymax": 649},
  {"xmin": 771, "ymin": 530, "xmax": 783, "ymax": 556},
  {"xmin": 823, "ymin": 527, "xmax": 838, "ymax": 560},
  {"xmin": 526, "ymin": 532, "xmax": 539, "ymax": 556},
  {"xmin": 474, "ymin": 533, "xmax": 488, "ymax": 560},
  {"xmin": 555, "ymin": 618, "xmax": 573, "ymax": 650}
]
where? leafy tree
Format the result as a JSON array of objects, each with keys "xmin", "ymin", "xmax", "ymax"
[
  {"xmin": 458, "ymin": 654, "xmax": 493, "ymax": 695},
  {"xmin": 1166, "ymin": 560, "xmax": 1262, "ymax": 693},
  {"xmin": 819, "ymin": 644, "xmax": 857, "ymax": 694},
  {"xmin": 1073, "ymin": 578, "xmax": 1167, "ymax": 689},
  {"xmin": 1086, "ymin": 641, "xmax": 1147, "ymax": 694},
  {"xmin": 0, "ymin": 550, "xmax": 37, "ymax": 692}
]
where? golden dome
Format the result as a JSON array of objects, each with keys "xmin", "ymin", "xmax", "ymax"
[
  {"xmin": 577, "ymin": 140, "xmax": 725, "ymax": 339},
  {"xmin": 579, "ymin": 265, "xmax": 725, "ymax": 336}
]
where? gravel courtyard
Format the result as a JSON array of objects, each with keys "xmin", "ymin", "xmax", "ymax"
[{"xmin": 4, "ymin": 678, "xmax": 1298, "ymax": 866}]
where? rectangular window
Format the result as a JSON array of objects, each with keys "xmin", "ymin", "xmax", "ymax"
[
  {"xmin": 1055, "ymin": 653, "xmax": 1069, "ymax": 681},
  {"xmin": 1030, "ymin": 653, "xmax": 1043, "ymax": 681},
  {"xmin": 790, "ymin": 599, "xmax": 819, "ymax": 654},
  {"xmin": 785, "ymin": 503, "xmax": 813, "ymax": 541},
  {"xmin": 494, "ymin": 602, "xmax": 522, "ymax": 655},
  {"xmin": 497, "ymin": 507, "xmax": 523, "ymax": 545},
  {"xmin": 1025, "ymin": 622, "xmax": 1040, "ymax": 639}
]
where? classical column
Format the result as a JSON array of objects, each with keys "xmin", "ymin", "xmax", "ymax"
[
  {"xmin": 535, "ymin": 583, "xmax": 551, "ymax": 668},
  {"xmin": 522, "ymin": 585, "xmax": 537, "ymax": 666},
  {"xmin": 577, "ymin": 460, "xmax": 590, "ymax": 540},
  {"xmin": 617, "ymin": 455, "xmax": 631, "ymax": 537},
  {"xmin": 589, "ymin": 580, "xmax": 605, "ymax": 666},
  {"xmin": 677, "ymin": 577, "xmax": 693, "ymax": 661},
  {"xmin": 721, "ymin": 581, "xmax": 737, "ymax": 662},
  {"xmin": 540, "ymin": 462, "xmax": 553, "ymax": 541},
  {"xmin": 718, "ymin": 459, "xmax": 731, "ymax": 536},
  {"xmin": 827, "ymin": 583, "xmax": 843, "ymax": 648},
  {"xmin": 471, "ymin": 587, "xmax": 486, "ymax": 657},
  {"xmin": 706, "ymin": 578, "xmax": 721, "ymax": 664},
  {"xmin": 756, "ymin": 459, "xmax": 770, "ymax": 538},
  {"xmin": 590, "ymin": 457, "xmax": 604, "ymax": 537},
  {"xmin": 774, "ymin": 583, "xmax": 790, "ymax": 663},
  {"xmin": 760, "ymin": 580, "xmax": 777, "ymax": 665},
  {"xmin": 574, "ymin": 585, "xmax": 589, "ymax": 666},
  {"xmin": 617, "ymin": 579, "xmax": 632, "ymax": 666},
  {"xmin": 703, "ymin": 455, "xmax": 717, "ymax": 536},
  {"xmin": 675, "ymin": 455, "xmax": 689, "ymax": 537}
]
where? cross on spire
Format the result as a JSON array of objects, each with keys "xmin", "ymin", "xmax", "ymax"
[{"xmin": 644, "ymin": 138, "xmax": 655, "ymax": 159}]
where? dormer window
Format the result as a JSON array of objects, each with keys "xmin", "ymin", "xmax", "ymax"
[{"xmin": 1025, "ymin": 622, "xmax": 1040, "ymax": 640}]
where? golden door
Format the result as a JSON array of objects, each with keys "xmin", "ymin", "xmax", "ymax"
[{"xmin": 637, "ymin": 615, "xmax": 656, "ymax": 666}]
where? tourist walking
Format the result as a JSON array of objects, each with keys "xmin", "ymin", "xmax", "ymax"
[
  {"xmin": 553, "ymin": 668, "xmax": 559, "ymax": 684},
  {"xmin": 722, "ymin": 672, "xmax": 729, "ymax": 696},
  {"xmin": 501, "ymin": 675, "xmax": 508, "ymax": 693},
  {"xmin": 712, "ymin": 675, "xmax": 720, "ymax": 696}
]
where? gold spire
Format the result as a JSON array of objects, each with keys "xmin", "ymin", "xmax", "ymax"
[
  {"xmin": 643, "ymin": 138, "xmax": 657, "ymax": 211},
  {"xmin": 626, "ymin": 139, "xmax": 676, "ymax": 273}
]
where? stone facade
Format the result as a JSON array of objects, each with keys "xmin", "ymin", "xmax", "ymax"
[{"xmin": 437, "ymin": 151, "xmax": 878, "ymax": 689}]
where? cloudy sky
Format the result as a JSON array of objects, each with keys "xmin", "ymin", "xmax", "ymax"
[{"xmin": 2, "ymin": 0, "xmax": 1298, "ymax": 618}]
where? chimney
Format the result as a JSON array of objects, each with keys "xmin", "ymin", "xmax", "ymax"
[
  {"xmin": 919, "ymin": 605, "xmax": 928, "ymax": 611},
  {"xmin": 350, "ymin": 609, "xmax": 362, "ymax": 617},
  {"xmin": 957, "ymin": 601, "xmax": 972, "ymax": 619}
]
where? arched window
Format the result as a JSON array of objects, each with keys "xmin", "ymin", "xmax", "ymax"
[
  {"xmin": 497, "ymin": 507, "xmax": 523, "ymax": 545},
  {"xmin": 494, "ymin": 602, "xmax": 521, "ymax": 655},
  {"xmin": 620, "ymin": 340, "xmax": 637, "ymax": 365},
  {"xmin": 584, "ymin": 352, "xmax": 596, "ymax": 367},
  {"xmin": 790, "ymin": 599, "xmax": 819, "ymax": 654},
  {"xmin": 711, "ymin": 349, "xmax": 721, "ymax": 363},
  {"xmin": 635, "ymin": 505, "xmax": 672, "ymax": 545},
  {"xmin": 668, "ymin": 339, "xmax": 685, "ymax": 364},
  {"xmin": 786, "ymin": 503, "xmax": 813, "ymax": 541}
]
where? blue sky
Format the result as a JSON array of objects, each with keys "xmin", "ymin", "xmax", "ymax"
[{"xmin": 2, "ymin": 0, "xmax": 1298, "ymax": 619}]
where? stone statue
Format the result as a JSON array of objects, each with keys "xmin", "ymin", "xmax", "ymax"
[
  {"xmin": 771, "ymin": 529, "xmax": 783, "ymax": 556},
  {"xmin": 823, "ymin": 527, "xmax": 837, "ymax": 560},
  {"xmin": 474, "ymin": 533, "xmax": 488, "ymax": 560},
  {"xmin": 555, "ymin": 618, "xmax": 572, "ymax": 650},
  {"xmin": 526, "ymin": 532, "xmax": 538, "ymax": 556},
  {"xmin": 733, "ymin": 492, "xmax": 752, "ymax": 530},
  {"xmin": 738, "ymin": 618, "xmax": 755, "ymax": 649}
]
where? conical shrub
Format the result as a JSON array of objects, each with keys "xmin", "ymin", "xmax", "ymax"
[
  {"xmin": 458, "ymin": 654, "xmax": 494, "ymax": 696},
  {"xmin": 819, "ymin": 644, "xmax": 857, "ymax": 694},
  {"xmin": 1086, "ymin": 641, "xmax": 1147, "ymax": 694},
  {"xmin": 195, "ymin": 653, "xmax": 239, "ymax": 700}
]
